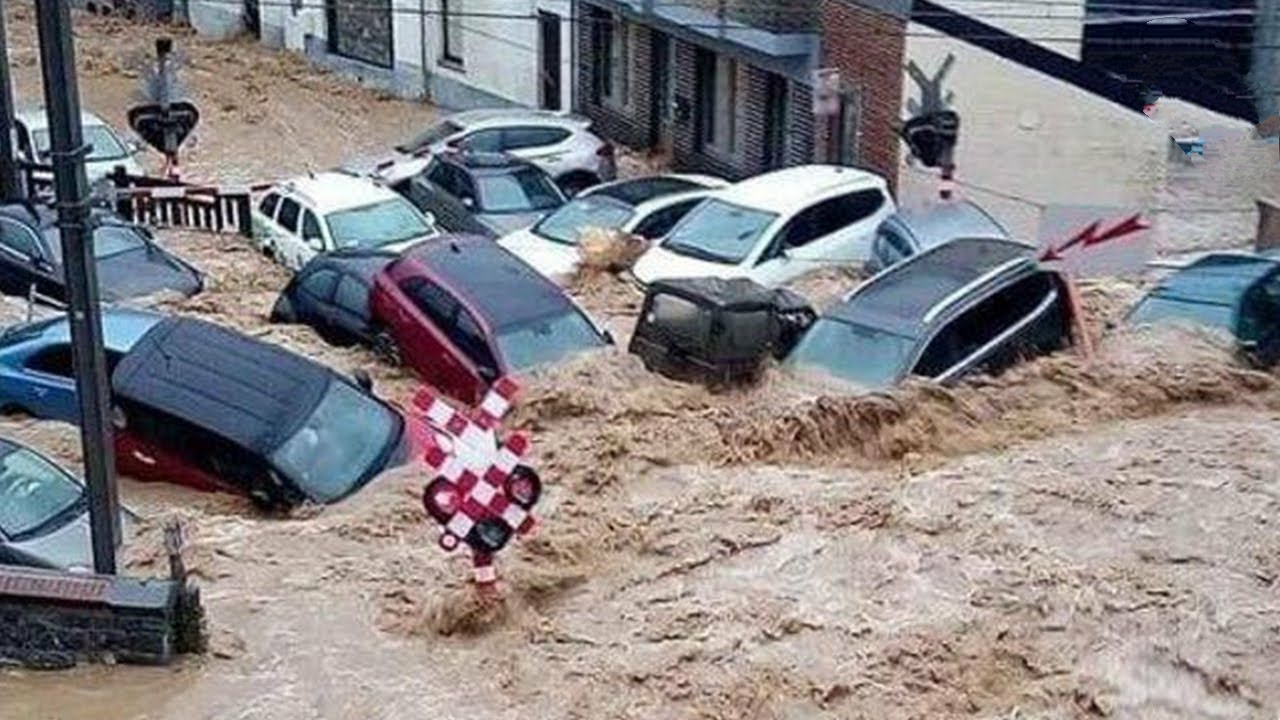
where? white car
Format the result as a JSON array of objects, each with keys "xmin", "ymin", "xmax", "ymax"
[
  {"xmin": 631, "ymin": 165, "xmax": 896, "ymax": 288},
  {"xmin": 252, "ymin": 171, "xmax": 441, "ymax": 272},
  {"xmin": 498, "ymin": 174, "xmax": 729, "ymax": 284},
  {"xmin": 14, "ymin": 108, "xmax": 145, "ymax": 184},
  {"xmin": 382, "ymin": 109, "xmax": 617, "ymax": 196}
]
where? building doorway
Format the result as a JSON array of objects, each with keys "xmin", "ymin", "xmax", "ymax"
[
  {"xmin": 649, "ymin": 31, "xmax": 676, "ymax": 151},
  {"xmin": 539, "ymin": 11, "xmax": 562, "ymax": 110}
]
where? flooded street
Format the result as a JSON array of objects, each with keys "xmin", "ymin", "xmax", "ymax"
[{"xmin": 0, "ymin": 2, "xmax": 1278, "ymax": 718}]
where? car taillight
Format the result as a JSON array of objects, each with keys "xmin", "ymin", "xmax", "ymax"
[{"xmin": 597, "ymin": 143, "xmax": 615, "ymax": 158}]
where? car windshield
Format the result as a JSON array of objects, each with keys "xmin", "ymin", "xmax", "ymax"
[
  {"xmin": 476, "ymin": 169, "xmax": 564, "ymax": 214},
  {"xmin": 495, "ymin": 309, "xmax": 606, "ymax": 371},
  {"xmin": 397, "ymin": 120, "xmax": 463, "ymax": 154},
  {"xmin": 33, "ymin": 125, "xmax": 128, "ymax": 161},
  {"xmin": 0, "ymin": 445, "xmax": 83, "ymax": 540},
  {"xmin": 1128, "ymin": 294, "xmax": 1236, "ymax": 332},
  {"xmin": 269, "ymin": 381, "xmax": 401, "ymax": 503},
  {"xmin": 661, "ymin": 199, "xmax": 777, "ymax": 265},
  {"xmin": 785, "ymin": 318, "xmax": 917, "ymax": 390},
  {"xmin": 532, "ymin": 195, "xmax": 634, "ymax": 245},
  {"xmin": 44, "ymin": 224, "xmax": 147, "ymax": 264},
  {"xmin": 325, "ymin": 199, "xmax": 434, "ymax": 249}
]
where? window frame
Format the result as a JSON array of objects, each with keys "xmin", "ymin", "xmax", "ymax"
[
  {"xmin": 276, "ymin": 197, "xmax": 302, "ymax": 234},
  {"xmin": 300, "ymin": 210, "xmax": 325, "ymax": 247},
  {"xmin": 0, "ymin": 216, "xmax": 45, "ymax": 262},
  {"xmin": 441, "ymin": 0, "xmax": 464, "ymax": 66},
  {"xmin": 258, "ymin": 192, "xmax": 281, "ymax": 220}
]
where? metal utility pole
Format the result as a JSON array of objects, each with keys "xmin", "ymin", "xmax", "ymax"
[
  {"xmin": 0, "ymin": 8, "xmax": 24, "ymax": 201},
  {"xmin": 34, "ymin": 0, "xmax": 121, "ymax": 574}
]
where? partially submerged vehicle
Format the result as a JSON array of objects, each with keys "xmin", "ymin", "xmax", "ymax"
[
  {"xmin": 1127, "ymin": 252, "xmax": 1280, "ymax": 366},
  {"xmin": 270, "ymin": 248, "xmax": 396, "ymax": 348},
  {"xmin": 785, "ymin": 237, "xmax": 1075, "ymax": 389},
  {"xmin": 865, "ymin": 199, "xmax": 1013, "ymax": 274},
  {"xmin": 0, "ymin": 436, "xmax": 135, "ymax": 571}
]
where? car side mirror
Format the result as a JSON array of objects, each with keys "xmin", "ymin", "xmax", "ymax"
[
  {"xmin": 352, "ymin": 368, "xmax": 374, "ymax": 393},
  {"xmin": 305, "ymin": 236, "xmax": 324, "ymax": 251},
  {"xmin": 461, "ymin": 196, "xmax": 476, "ymax": 209},
  {"xmin": 126, "ymin": 139, "xmax": 141, "ymax": 155}
]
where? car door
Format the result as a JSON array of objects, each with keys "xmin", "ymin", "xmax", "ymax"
[
  {"xmin": 296, "ymin": 209, "xmax": 328, "ymax": 267},
  {"xmin": 293, "ymin": 267, "xmax": 342, "ymax": 340},
  {"xmin": 272, "ymin": 196, "xmax": 305, "ymax": 270},
  {"xmin": 393, "ymin": 275, "xmax": 486, "ymax": 402},
  {"xmin": 18, "ymin": 343, "xmax": 80, "ymax": 421},
  {"xmin": 252, "ymin": 191, "xmax": 283, "ymax": 251},
  {"xmin": 752, "ymin": 189, "xmax": 891, "ymax": 286},
  {"xmin": 332, "ymin": 272, "xmax": 375, "ymax": 343},
  {"xmin": 0, "ymin": 216, "xmax": 60, "ymax": 301},
  {"xmin": 912, "ymin": 272, "xmax": 1069, "ymax": 384}
]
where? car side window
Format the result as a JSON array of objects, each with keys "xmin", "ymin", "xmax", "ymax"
[
  {"xmin": 778, "ymin": 190, "xmax": 887, "ymax": 251},
  {"xmin": 459, "ymin": 129, "xmax": 503, "ymax": 152},
  {"xmin": 400, "ymin": 276, "xmax": 497, "ymax": 373},
  {"xmin": 453, "ymin": 307, "xmax": 499, "ymax": 377},
  {"xmin": 25, "ymin": 344, "xmax": 73, "ymax": 378},
  {"xmin": 300, "ymin": 268, "xmax": 339, "ymax": 301},
  {"xmin": 633, "ymin": 199, "xmax": 701, "ymax": 240},
  {"xmin": 0, "ymin": 217, "xmax": 42, "ymax": 260},
  {"xmin": 334, "ymin": 275, "xmax": 371, "ymax": 318},
  {"xmin": 259, "ymin": 192, "xmax": 281, "ymax": 219},
  {"xmin": 301, "ymin": 211, "xmax": 323, "ymax": 244},
  {"xmin": 277, "ymin": 198, "xmax": 301, "ymax": 234},
  {"xmin": 425, "ymin": 160, "xmax": 453, "ymax": 193},
  {"xmin": 502, "ymin": 127, "xmax": 570, "ymax": 151},
  {"xmin": 913, "ymin": 273, "xmax": 1058, "ymax": 378},
  {"xmin": 400, "ymin": 276, "xmax": 458, "ymax": 328},
  {"xmin": 451, "ymin": 168, "xmax": 478, "ymax": 204}
]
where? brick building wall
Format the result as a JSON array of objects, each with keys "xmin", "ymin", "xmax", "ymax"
[
  {"xmin": 818, "ymin": 0, "xmax": 907, "ymax": 188},
  {"xmin": 576, "ymin": 7, "xmax": 655, "ymax": 149}
]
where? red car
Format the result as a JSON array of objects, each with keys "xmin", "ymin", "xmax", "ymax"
[{"xmin": 371, "ymin": 235, "xmax": 611, "ymax": 405}]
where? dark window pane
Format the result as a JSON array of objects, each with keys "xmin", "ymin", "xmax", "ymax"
[
  {"xmin": 0, "ymin": 218, "xmax": 39, "ymax": 258},
  {"xmin": 277, "ymin": 199, "xmax": 301, "ymax": 233},
  {"xmin": 301, "ymin": 269, "xmax": 339, "ymax": 301},
  {"xmin": 335, "ymin": 276, "xmax": 371, "ymax": 318},
  {"xmin": 259, "ymin": 193, "xmax": 281, "ymax": 218},
  {"xmin": 25, "ymin": 345, "xmax": 73, "ymax": 377}
]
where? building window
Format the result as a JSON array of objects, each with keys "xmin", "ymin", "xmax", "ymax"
[
  {"xmin": 696, "ymin": 50, "xmax": 738, "ymax": 156},
  {"xmin": 442, "ymin": 0, "xmax": 464, "ymax": 66},
  {"xmin": 590, "ymin": 8, "xmax": 630, "ymax": 108}
]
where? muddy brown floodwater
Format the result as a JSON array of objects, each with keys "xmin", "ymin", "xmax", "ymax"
[{"xmin": 2, "ymin": 3, "xmax": 1280, "ymax": 718}]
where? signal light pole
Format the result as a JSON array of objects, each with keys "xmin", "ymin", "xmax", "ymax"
[{"xmin": 34, "ymin": 0, "xmax": 121, "ymax": 575}]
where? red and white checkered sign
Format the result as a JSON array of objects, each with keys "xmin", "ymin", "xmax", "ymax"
[{"xmin": 413, "ymin": 377, "xmax": 538, "ymax": 562}]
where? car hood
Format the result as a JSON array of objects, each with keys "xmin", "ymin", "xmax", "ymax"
[
  {"xmin": 481, "ymin": 211, "xmax": 549, "ymax": 236},
  {"xmin": 498, "ymin": 229, "xmax": 579, "ymax": 284},
  {"xmin": 97, "ymin": 247, "xmax": 203, "ymax": 302},
  {"xmin": 11, "ymin": 507, "xmax": 137, "ymax": 571},
  {"xmin": 632, "ymin": 244, "xmax": 744, "ymax": 285}
]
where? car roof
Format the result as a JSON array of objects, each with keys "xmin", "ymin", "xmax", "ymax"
[
  {"xmin": 13, "ymin": 108, "xmax": 112, "ymax": 131},
  {"xmin": 710, "ymin": 165, "xmax": 889, "ymax": 215},
  {"xmin": 111, "ymin": 316, "xmax": 335, "ymax": 455},
  {"xmin": 277, "ymin": 171, "xmax": 403, "ymax": 213},
  {"xmin": 1150, "ymin": 252, "xmax": 1280, "ymax": 305},
  {"xmin": 302, "ymin": 249, "xmax": 396, "ymax": 282},
  {"xmin": 403, "ymin": 235, "xmax": 580, "ymax": 331},
  {"xmin": 887, "ymin": 200, "xmax": 1010, "ymax": 248},
  {"xmin": 830, "ymin": 237, "xmax": 1036, "ymax": 338},
  {"xmin": 447, "ymin": 109, "xmax": 591, "ymax": 130},
  {"xmin": 7, "ymin": 308, "xmax": 164, "ymax": 352},
  {"xmin": 585, "ymin": 174, "xmax": 727, "ymax": 206}
]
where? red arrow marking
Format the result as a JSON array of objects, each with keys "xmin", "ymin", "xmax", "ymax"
[{"xmin": 1040, "ymin": 214, "xmax": 1149, "ymax": 262}]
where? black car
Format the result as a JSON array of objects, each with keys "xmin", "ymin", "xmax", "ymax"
[
  {"xmin": 112, "ymin": 316, "xmax": 412, "ymax": 509},
  {"xmin": 270, "ymin": 248, "xmax": 395, "ymax": 348},
  {"xmin": 392, "ymin": 152, "xmax": 566, "ymax": 238},
  {"xmin": 785, "ymin": 237, "xmax": 1074, "ymax": 389},
  {"xmin": 0, "ymin": 203, "xmax": 202, "ymax": 304}
]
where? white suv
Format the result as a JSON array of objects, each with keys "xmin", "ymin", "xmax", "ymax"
[
  {"xmin": 252, "ymin": 171, "xmax": 441, "ymax": 272},
  {"xmin": 383, "ymin": 109, "xmax": 617, "ymax": 196},
  {"xmin": 632, "ymin": 165, "xmax": 897, "ymax": 288}
]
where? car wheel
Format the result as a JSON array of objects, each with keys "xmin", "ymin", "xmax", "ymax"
[{"xmin": 373, "ymin": 330, "xmax": 402, "ymax": 367}]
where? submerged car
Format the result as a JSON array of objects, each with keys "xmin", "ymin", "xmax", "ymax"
[
  {"xmin": 371, "ymin": 235, "xmax": 612, "ymax": 405},
  {"xmin": 632, "ymin": 165, "xmax": 895, "ymax": 288},
  {"xmin": 14, "ymin": 108, "xmax": 144, "ymax": 184},
  {"xmin": 392, "ymin": 152, "xmax": 567, "ymax": 238},
  {"xmin": 498, "ymin": 174, "xmax": 728, "ymax": 283},
  {"xmin": 786, "ymin": 237, "xmax": 1074, "ymax": 389},
  {"xmin": 0, "ymin": 310, "xmax": 429, "ymax": 509},
  {"xmin": 253, "ymin": 171, "xmax": 441, "ymax": 272},
  {"xmin": 0, "ymin": 204, "xmax": 202, "ymax": 304},
  {"xmin": 865, "ymin": 200, "xmax": 1013, "ymax": 274},
  {"xmin": 270, "ymin": 249, "xmax": 395, "ymax": 348},
  {"xmin": 0, "ymin": 436, "xmax": 135, "ymax": 571},
  {"xmin": 1127, "ymin": 252, "xmax": 1280, "ymax": 365}
]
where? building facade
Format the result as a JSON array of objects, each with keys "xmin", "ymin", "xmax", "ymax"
[
  {"xmin": 572, "ymin": 0, "xmax": 820, "ymax": 180},
  {"xmin": 251, "ymin": 0, "xmax": 575, "ymax": 110}
]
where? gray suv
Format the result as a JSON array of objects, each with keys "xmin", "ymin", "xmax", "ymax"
[
  {"xmin": 787, "ymin": 237, "xmax": 1074, "ymax": 389},
  {"xmin": 392, "ymin": 152, "xmax": 567, "ymax": 238},
  {"xmin": 865, "ymin": 200, "xmax": 1015, "ymax": 274}
]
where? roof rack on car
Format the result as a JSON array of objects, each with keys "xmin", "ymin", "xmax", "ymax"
[{"xmin": 921, "ymin": 257, "xmax": 1030, "ymax": 324}]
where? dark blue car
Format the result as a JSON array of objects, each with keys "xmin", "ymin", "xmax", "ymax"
[{"xmin": 0, "ymin": 309, "xmax": 162, "ymax": 422}]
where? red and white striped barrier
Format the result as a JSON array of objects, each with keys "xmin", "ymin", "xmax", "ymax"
[{"xmin": 414, "ymin": 380, "xmax": 540, "ymax": 587}]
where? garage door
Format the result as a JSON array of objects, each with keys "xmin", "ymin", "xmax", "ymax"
[{"xmin": 326, "ymin": 0, "xmax": 393, "ymax": 68}]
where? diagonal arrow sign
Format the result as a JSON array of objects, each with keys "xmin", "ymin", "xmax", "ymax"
[{"xmin": 1040, "ymin": 213, "xmax": 1149, "ymax": 262}]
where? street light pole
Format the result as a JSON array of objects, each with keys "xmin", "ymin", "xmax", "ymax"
[
  {"xmin": 0, "ymin": 7, "xmax": 25, "ymax": 201},
  {"xmin": 33, "ymin": 0, "xmax": 121, "ymax": 575}
]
